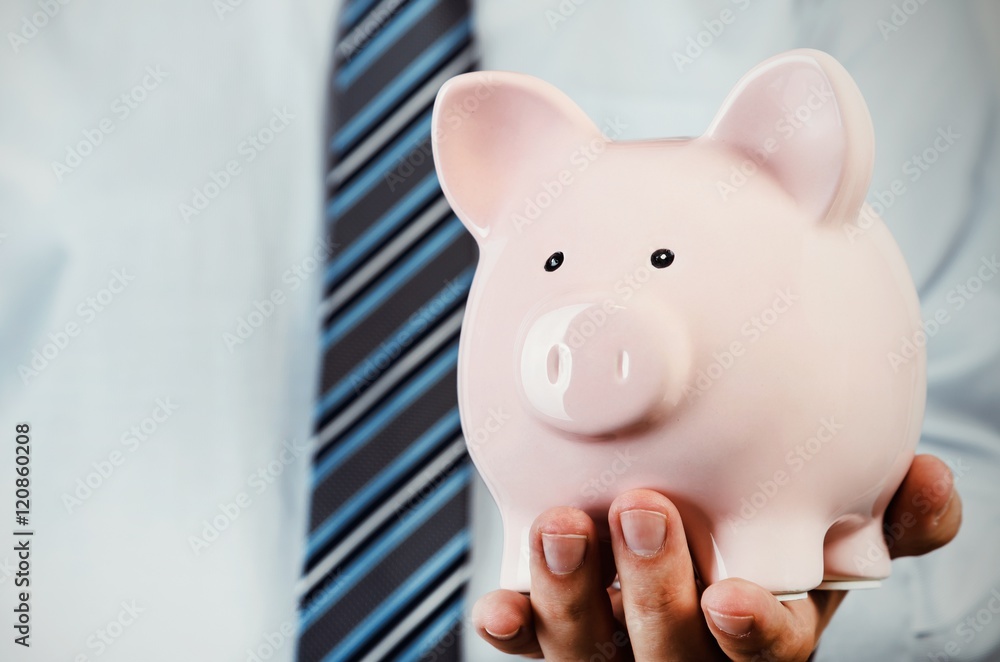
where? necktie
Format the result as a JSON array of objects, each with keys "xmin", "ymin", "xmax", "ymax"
[{"xmin": 296, "ymin": 0, "xmax": 478, "ymax": 660}]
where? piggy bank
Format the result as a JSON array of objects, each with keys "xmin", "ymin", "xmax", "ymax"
[{"xmin": 431, "ymin": 50, "xmax": 925, "ymax": 599}]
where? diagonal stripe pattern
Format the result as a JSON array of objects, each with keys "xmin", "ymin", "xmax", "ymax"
[{"xmin": 297, "ymin": 0, "xmax": 477, "ymax": 660}]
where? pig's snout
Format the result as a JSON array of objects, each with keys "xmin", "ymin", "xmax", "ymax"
[{"xmin": 517, "ymin": 298, "xmax": 690, "ymax": 437}]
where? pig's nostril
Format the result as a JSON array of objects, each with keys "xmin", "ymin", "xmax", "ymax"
[
  {"xmin": 547, "ymin": 344, "xmax": 560, "ymax": 385},
  {"xmin": 616, "ymin": 350, "xmax": 630, "ymax": 382}
]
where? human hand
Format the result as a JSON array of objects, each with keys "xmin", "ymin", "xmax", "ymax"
[{"xmin": 472, "ymin": 454, "xmax": 962, "ymax": 661}]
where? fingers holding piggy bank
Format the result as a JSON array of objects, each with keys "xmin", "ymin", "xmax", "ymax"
[{"xmin": 431, "ymin": 50, "xmax": 926, "ymax": 599}]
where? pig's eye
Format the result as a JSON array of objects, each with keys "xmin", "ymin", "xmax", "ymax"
[
  {"xmin": 651, "ymin": 248, "xmax": 675, "ymax": 269},
  {"xmin": 544, "ymin": 251, "xmax": 564, "ymax": 272}
]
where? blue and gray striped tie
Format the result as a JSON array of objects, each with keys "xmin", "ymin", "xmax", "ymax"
[{"xmin": 296, "ymin": 0, "xmax": 477, "ymax": 660}]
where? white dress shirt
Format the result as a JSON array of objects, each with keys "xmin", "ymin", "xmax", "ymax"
[
  {"xmin": 0, "ymin": 1, "xmax": 336, "ymax": 659},
  {"xmin": 0, "ymin": 1, "xmax": 996, "ymax": 660}
]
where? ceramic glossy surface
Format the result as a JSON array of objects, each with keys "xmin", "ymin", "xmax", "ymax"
[{"xmin": 432, "ymin": 50, "xmax": 926, "ymax": 596}]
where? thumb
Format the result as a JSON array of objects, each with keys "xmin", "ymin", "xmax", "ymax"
[{"xmin": 701, "ymin": 579, "xmax": 844, "ymax": 662}]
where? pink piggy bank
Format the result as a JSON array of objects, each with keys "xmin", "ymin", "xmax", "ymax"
[{"xmin": 431, "ymin": 49, "xmax": 925, "ymax": 599}]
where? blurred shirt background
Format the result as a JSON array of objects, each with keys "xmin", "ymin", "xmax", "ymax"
[{"xmin": 0, "ymin": 1, "xmax": 997, "ymax": 660}]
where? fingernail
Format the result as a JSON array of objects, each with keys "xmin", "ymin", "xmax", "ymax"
[
  {"xmin": 484, "ymin": 625, "xmax": 520, "ymax": 641},
  {"xmin": 708, "ymin": 610, "xmax": 754, "ymax": 637},
  {"xmin": 620, "ymin": 509, "xmax": 667, "ymax": 557},
  {"xmin": 934, "ymin": 488, "xmax": 956, "ymax": 525},
  {"xmin": 541, "ymin": 533, "xmax": 587, "ymax": 574}
]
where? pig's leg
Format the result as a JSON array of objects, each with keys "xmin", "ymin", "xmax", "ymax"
[
  {"xmin": 498, "ymin": 514, "xmax": 533, "ymax": 593},
  {"xmin": 701, "ymin": 520, "xmax": 827, "ymax": 600},
  {"xmin": 817, "ymin": 515, "xmax": 890, "ymax": 590}
]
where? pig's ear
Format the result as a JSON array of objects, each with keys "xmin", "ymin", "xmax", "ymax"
[
  {"xmin": 706, "ymin": 49, "xmax": 874, "ymax": 224},
  {"xmin": 432, "ymin": 71, "xmax": 604, "ymax": 241}
]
